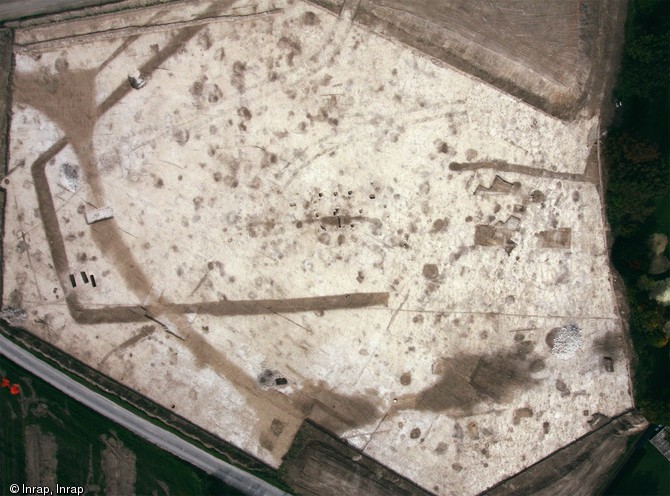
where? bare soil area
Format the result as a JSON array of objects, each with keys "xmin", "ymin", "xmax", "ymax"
[
  {"xmin": 0, "ymin": 1, "xmax": 633, "ymax": 495},
  {"xmin": 352, "ymin": 0, "xmax": 627, "ymax": 119},
  {"xmin": 281, "ymin": 421, "xmax": 432, "ymax": 496},
  {"xmin": 485, "ymin": 412, "xmax": 647, "ymax": 496},
  {"xmin": 100, "ymin": 433, "xmax": 137, "ymax": 495},
  {"xmin": 25, "ymin": 424, "xmax": 58, "ymax": 490}
]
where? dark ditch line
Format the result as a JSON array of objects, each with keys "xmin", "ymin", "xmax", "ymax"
[
  {"xmin": 14, "ymin": 9, "xmax": 284, "ymax": 53},
  {"xmin": 280, "ymin": 419, "xmax": 433, "ymax": 496},
  {"xmin": 303, "ymin": 0, "xmax": 342, "ymax": 16},
  {"xmin": 21, "ymin": 8, "xmax": 388, "ymax": 325},
  {"xmin": 352, "ymin": 4, "xmax": 583, "ymax": 122},
  {"xmin": 0, "ymin": 189, "xmax": 5, "ymax": 305},
  {"xmin": 0, "ymin": 28, "xmax": 14, "ymax": 307},
  {"xmin": 449, "ymin": 161, "xmax": 587, "ymax": 183},
  {"xmin": 29, "ymin": 118, "xmax": 387, "ymax": 324},
  {"xmin": 1, "ymin": 0, "xmax": 183, "ymax": 27},
  {"xmin": 64, "ymin": 292, "xmax": 389, "ymax": 324},
  {"xmin": 0, "ymin": 28, "xmax": 13, "ymax": 178}
]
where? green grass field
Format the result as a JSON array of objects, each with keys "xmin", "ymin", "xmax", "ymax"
[
  {"xmin": 0, "ymin": 355, "xmax": 244, "ymax": 495},
  {"xmin": 605, "ymin": 441, "xmax": 670, "ymax": 496}
]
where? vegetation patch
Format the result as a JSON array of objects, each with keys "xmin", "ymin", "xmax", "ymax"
[
  {"xmin": 0, "ymin": 355, "xmax": 245, "ymax": 495},
  {"xmin": 605, "ymin": 0, "xmax": 670, "ymax": 425}
]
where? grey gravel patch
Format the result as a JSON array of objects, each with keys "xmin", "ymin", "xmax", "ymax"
[
  {"xmin": 59, "ymin": 163, "xmax": 79, "ymax": 192},
  {"xmin": 550, "ymin": 324, "xmax": 581, "ymax": 359}
]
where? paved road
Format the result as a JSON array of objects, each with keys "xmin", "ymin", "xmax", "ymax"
[
  {"xmin": 0, "ymin": 0, "xmax": 122, "ymax": 21},
  {"xmin": 0, "ymin": 333, "xmax": 288, "ymax": 496}
]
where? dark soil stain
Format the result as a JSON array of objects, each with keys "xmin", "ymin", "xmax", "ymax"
[
  {"xmin": 231, "ymin": 61, "xmax": 246, "ymax": 93},
  {"xmin": 437, "ymin": 141, "xmax": 449, "ymax": 154},
  {"xmin": 197, "ymin": 30, "xmax": 212, "ymax": 51},
  {"xmin": 173, "ymin": 128, "xmax": 190, "ymax": 146},
  {"xmin": 512, "ymin": 407, "xmax": 534, "ymax": 425},
  {"xmin": 411, "ymin": 345, "xmax": 542, "ymax": 415},
  {"xmin": 555, "ymin": 378, "xmax": 570, "ymax": 397},
  {"xmin": 271, "ymin": 418, "xmax": 285, "ymax": 436},
  {"xmin": 545, "ymin": 328, "xmax": 559, "ymax": 348},
  {"xmin": 530, "ymin": 190, "xmax": 546, "ymax": 203},
  {"xmin": 400, "ymin": 372, "xmax": 412, "ymax": 386},
  {"xmin": 317, "ymin": 233, "xmax": 330, "ymax": 245},
  {"xmin": 238, "ymin": 106, "xmax": 252, "ymax": 120},
  {"xmin": 430, "ymin": 218, "xmax": 449, "ymax": 233},
  {"xmin": 190, "ymin": 80, "xmax": 203, "ymax": 98},
  {"xmin": 16, "ymin": 240, "xmax": 29, "ymax": 253},
  {"xmin": 593, "ymin": 331, "xmax": 622, "ymax": 356},
  {"xmin": 246, "ymin": 218, "xmax": 275, "ymax": 238},
  {"xmin": 302, "ymin": 215, "xmax": 382, "ymax": 231},
  {"xmin": 422, "ymin": 263, "xmax": 439, "ymax": 279},
  {"xmin": 295, "ymin": 381, "xmax": 381, "ymax": 435},
  {"xmin": 278, "ymin": 37, "xmax": 302, "ymax": 66},
  {"xmin": 207, "ymin": 84, "xmax": 222, "ymax": 103},
  {"xmin": 9, "ymin": 288, "xmax": 23, "ymax": 308},
  {"xmin": 303, "ymin": 11, "xmax": 319, "ymax": 25}
]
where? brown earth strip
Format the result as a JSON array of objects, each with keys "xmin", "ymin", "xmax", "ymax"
[
  {"xmin": 14, "ymin": 9, "xmax": 283, "ymax": 53},
  {"xmin": 0, "ymin": 28, "xmax": 12, "ymax": 176},
  {"xmin": 100, "ymin": 434, "xmax": 136, "ymax": 495},
  {"xmin": 348, "ymin": 0, "xmax": 626, "ymax": 120},
  {"xmin": 99, "ymin": 324, "xmax": 155, "ymax": 365},
  {"xmin": 304, "ymin": 0, "xmax": 344, "ymax": 16},
  {"xmin": 280, "ymin": 420, "xmax": 432, "ymax": 496},
  {"xmin": 481, "ymin": 411, "xmax": 646, "ymax": 496},
  {"xmin": 25, "ymin": 424, "xmax": 58, "ymax": 491},
  {"xmin": 450, "ymin": 161, "xmax": 587, "ymax": 183},
  {"xmin": 0, "ymin": 29, "xmax": 12, "ymax": 304},
  {"xmin": 353, "ymin": 3, "xmax": 578, "ymax": 120}
]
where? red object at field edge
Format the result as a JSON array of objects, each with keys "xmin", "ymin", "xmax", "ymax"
[
  {"xmin": 1, "ymin": 377, "xmax": 9, "ymax": 387},
  {"xmin": 9, "ymin": 384, "xmax": 20, "ymax": 395}
]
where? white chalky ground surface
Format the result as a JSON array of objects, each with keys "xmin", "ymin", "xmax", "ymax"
[{"xmin": 3, "ymin": 1, "xmax": 633, "ymax": 494}]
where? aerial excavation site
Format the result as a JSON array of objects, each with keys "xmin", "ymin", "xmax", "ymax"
[{"xmin": 0, "ymin": 0, "xmax": 650, "ymax": 494}]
